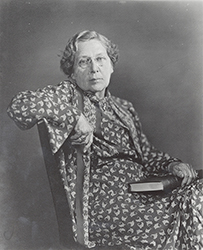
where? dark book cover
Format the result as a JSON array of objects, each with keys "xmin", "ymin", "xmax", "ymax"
[{"xmin": 128, "ymin": 169, "xmax": 203, "ymax": 193}]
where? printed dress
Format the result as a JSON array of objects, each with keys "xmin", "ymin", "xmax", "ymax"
[{"xmin": 7, "ymin": 80, "xmax": 203, "ymax": 250}]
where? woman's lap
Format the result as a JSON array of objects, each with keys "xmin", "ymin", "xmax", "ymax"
[{"xmin": 88, "ymin": 161, "xmax": 203, "ymax": 249}]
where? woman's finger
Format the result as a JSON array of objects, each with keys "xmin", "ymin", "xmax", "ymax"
[
  {"xmin": 181, "ymin": 173, "xmax": 192, "ymax": 186},
  {"xmin": 71, "ymin": 132, "xmax": 93, "ymax": 150},
  {"xmin": 172, "ymin": 164, "xmax": 187, "ymax": 186},
  {"xmin": 83, "ymin": 133, "xmax": 93, "ymax": 153},
  {"xmin": 170, "ymin": 162, "xmax": 197, "ymax": 186},
  {"xmin": 178, "ymin": 164, "xmax": 194, "ymax": 186},
  {"xmin": 189, "ymin": 165, "xmax": 197, "ymax": 179},
  {"xmin": 71, "ymin": 131, "xmax": 82, "ymax": 141},
  {"xmin": 185, "ymin": 164, "xmax": 196, "ymax": 183},
  {"xmin": 71, "ymin": 134, "xmax": 87, "ymax": 144},
  {"xmin": 173, "ymin": 165, "xmax": 184, "ymax": 178}
]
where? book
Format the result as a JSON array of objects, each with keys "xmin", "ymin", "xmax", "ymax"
[{"xmin": 128, "ymin": 169, "xmax": 203, "ymax": 193}]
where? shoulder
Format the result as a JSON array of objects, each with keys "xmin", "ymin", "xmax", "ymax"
[
  {"xmin": 37, "ymin": 79, "xmax": 76, "ymax": 99},
  {"xmin": 111, "ymin": 94, "xmax": 140, "ymax": 123},
  {"xmin": 111, "ymin": 95, "xmax": 136, "ymax": 113},
  {"xmin": 111, "ymin": 95, "xmax": 133, "ymax": 108},
  {"xmin": 48, "ymin": 79, "xmax": 75, "ymax": 93},
  {"xmin": 57, "ymin": 79, "xmax": 76, "ymax": 89}
]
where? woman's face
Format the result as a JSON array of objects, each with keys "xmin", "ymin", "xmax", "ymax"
[{"xmin": 72, "ymin": 39, "xmax": 113, "ymax": 99}]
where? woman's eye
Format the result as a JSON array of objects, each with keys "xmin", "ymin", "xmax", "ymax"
[
  {"xmin": 78, "ymin": 58, "xmax": 92, "ymax": 68},
  {"xmin": 79, "ymin": 59, "xmax": 87, "ymax": 66},
  {"xmin": 78, "ymin": 59, "xmax": 90, "ymax": 68},
  {"xmin": 96, "ymin": 57, "xmax": 105, "ymax": 62}
]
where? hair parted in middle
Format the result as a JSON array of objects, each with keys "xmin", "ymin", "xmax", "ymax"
[{"xmin": 60, "ymin": 30, "xmax": 119, "ymax": 77}]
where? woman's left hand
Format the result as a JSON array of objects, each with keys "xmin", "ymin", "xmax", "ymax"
[{"xmin": 168, "ymin": 162, "xmax": 197, "ymax": 186}]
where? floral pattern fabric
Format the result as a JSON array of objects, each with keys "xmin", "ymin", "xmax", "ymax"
[{"xmin": 7, "ymin": 80, "xmax": 203, "ymax": 249}]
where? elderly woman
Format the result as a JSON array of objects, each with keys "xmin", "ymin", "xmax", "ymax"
[{"xmin": 7, "ymin": 30, "xmax": 203, "ymax": 250}]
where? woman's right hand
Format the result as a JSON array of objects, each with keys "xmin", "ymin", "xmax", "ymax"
[{"xmin": 70, "ymin": 113, "xmax": 94, "ymax": 152}]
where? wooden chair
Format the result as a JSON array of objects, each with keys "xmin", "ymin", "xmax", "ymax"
[{"xmin": 37, "ymin": 120, "xmax": 85, "ymax": 249}]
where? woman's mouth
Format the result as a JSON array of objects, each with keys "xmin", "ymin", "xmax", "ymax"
[{"xmin": 90, "ymin": 78, "xmax": 102, "ymax": 83}]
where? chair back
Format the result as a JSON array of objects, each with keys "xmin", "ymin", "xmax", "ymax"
[{"xmin": 37, "ymin": 120, "xmax": 75, "ymax": 247}]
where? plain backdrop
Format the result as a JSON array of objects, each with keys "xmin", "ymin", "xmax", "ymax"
[{"xmin": 0, "ymin": 0, "xmax": 202, "ymax": 249}]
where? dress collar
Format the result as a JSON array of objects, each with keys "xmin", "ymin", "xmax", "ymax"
[{"xmin": 83, "ymin": 89, "xmax": 111, "ymax": 104}]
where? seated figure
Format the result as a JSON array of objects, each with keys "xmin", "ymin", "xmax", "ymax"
[{"xmin": 7, "ymin": 30, "xmax": 203, "ymax": 250}]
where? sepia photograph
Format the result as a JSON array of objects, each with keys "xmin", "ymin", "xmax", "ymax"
[{"xmin": 1, "ymin": 0, "xmax": 203, "ymax": 249}]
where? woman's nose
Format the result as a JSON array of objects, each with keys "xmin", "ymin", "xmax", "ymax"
[{"xmin": 90, "ymin": 60, "xmax": 99, "ymax": 73}]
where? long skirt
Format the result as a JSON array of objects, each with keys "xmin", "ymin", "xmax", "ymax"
[{"xmin": 88, "ymin": 159, "xmax": 203, "ymax": 250}]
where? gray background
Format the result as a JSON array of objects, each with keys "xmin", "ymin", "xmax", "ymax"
[{"xmin": 0, "ymin": 0, "xmax": 202, "ymax": 249}]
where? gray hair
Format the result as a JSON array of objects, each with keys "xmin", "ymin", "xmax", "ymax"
[{"xmin": 60, "ymin": 30, "xmax": 119, "ymax": 76}]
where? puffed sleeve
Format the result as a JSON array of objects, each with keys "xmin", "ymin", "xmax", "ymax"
[
  {"xmin": 7, "ymin": 81, "xmax": 82, "ymax": 153},
  {"xmin": 128, "ymin": 103, "xmax": 181, "ymax": 173}
]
